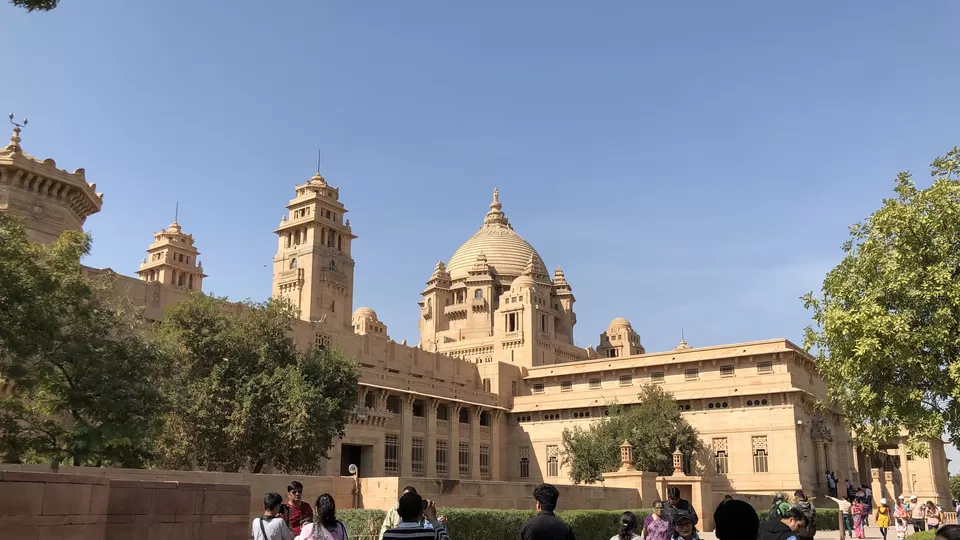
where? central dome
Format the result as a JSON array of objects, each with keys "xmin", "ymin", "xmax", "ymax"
[{"xmin": 445, "ymin": 188, "xmax": 549, "ymax": 281}]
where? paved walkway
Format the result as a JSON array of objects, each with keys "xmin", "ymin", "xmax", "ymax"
[{"xmin": 699, "ymin": 524, "xmax": 897, "ymax": 540}]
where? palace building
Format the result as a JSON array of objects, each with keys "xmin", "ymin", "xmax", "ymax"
[{"xmin": 1, "ymin": 125, "xmax": 951, "ymax": 508}]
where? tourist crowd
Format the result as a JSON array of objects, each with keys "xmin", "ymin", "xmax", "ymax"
[{"xmin": 251, "ymin": 479, "xmax": 960, "ymax": 540}]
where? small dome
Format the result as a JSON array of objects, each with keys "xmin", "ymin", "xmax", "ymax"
[
  {"xmin": 609, "ymin": 317, "xmax": 632, "ymax": 327},
  {"xmin": 510, "ymin": 275, "xmax": 536, "ymax": 292},
  {"xmin": 353, "ymin": 307, "xmax": 378, "ymax": 321}
]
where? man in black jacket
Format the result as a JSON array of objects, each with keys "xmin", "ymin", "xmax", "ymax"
[
  {"xmin": 520, "ymin": 483, "xmax": 576, "ymax": 540},
  {"xmin": 759, "ymin": 508, "xmax": 808, "ymax": 540},
  {"xmin": 663, "ymin": 487, "xmax": 699, "ymax": 527}
]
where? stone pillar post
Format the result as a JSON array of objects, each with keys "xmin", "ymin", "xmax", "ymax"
[
  {"xmin": 427, "ymin": 399, "xmax": 438, "ymax": 478},
  {"xmin": 401, "ymin": 394, "xmax": 414, "ymax": 477},
  {"xmin": 471, "ymin": 407, "xmax": 481, "ymax": 480},
  {"xmin": 450, "ymin": 404, "xmax": 462, "ymax": 479},
  {"xmin": 491, "ymin": 410, "xmax": 502, "ymax": 480},
  {"xmin": 884, "ymin": 470, "xmax": 896, "ymax": 502},
  {"xmin": 870, "ymin": 468, "xmax": 883, "ymax": 508},
  {"xmin": 898, "ymin": 441, "xmax": 912, "ymax": 494}
]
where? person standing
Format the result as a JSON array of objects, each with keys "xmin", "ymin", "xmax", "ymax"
[
  {"xmin": 759, "ymin": 508, "xmax": 808, "ymax": 540},
  {"xmin": 520, "ymin": 483, "xmax": 576, "ymax": 540},
  {"xmin": 911, "ymin": 496, "xmax": 925, "ymax": 533},
  {"xmin": 877, "ymin": 498, "xmax": 892, "ymax": 540},
  {"xmin": 827, "ymin": 473, "xmax": 838, "ymax": 498},
  {"xmin": 827, "ymin": 496, "xmax": 853, "ymax": 537},
  {"xmin": 642, "ymin": 501, "xmax": 671, "ymax": 540},
  {"xmin": 253, "ymin": 493, "xmax": 295, "ymax": 540},
  {"xmin": 285, "ymin": 481, "xmax": 314, "ymax": 537},
  {"xmin": 295, "ymin": 494, "xmax": 347, "ymax": 540},
  {"xmin": 669, "ymin": 512, "xmax": 700, "ymax": 540},
  {"xmin": 925, "ymin": 501, "xmax": 942, "ymax": 532},
  {"xmin": 611, "ymin": 511, "xmax": 641, "ymax": 540},
  {"xmin": 713, "ymin": 499, "xmax": 760, "ymax": 540},
  {"xmin": 663, "ymin": 488, "xmax": 699, "ymax": 528},
  {"xmin": 791, "ymin": 491, "xmax": 816, "ymax": 540},
  {"xmin": 852, "ymin": 498, "xmax": 866, "ymax": 539},
  {"xmin": 381, "ymin": 492, "xmax": 451, "ymax": 540}
]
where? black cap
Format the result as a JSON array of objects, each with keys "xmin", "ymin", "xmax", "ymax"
[{"xmin": 673, "ymin": 511, "xmax": 694, "ymax": 525}]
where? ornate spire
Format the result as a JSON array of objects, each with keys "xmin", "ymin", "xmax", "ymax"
[
  {"xmin": 675, "ymin": 329, "xmax": 690, "ymax": 350},
  {"xmin": 483, "ymin": 186, "xmax": 510, "ymax": 227},
  {"xmin": 553, "ymin": 267, "xmax": 569, "ymax": 286}
]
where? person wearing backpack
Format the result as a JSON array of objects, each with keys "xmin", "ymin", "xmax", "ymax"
[
  {"xmin": 791, "ymin": 491, "xmax": 816, "ymax": 540},
  {"xmin": 296, "ymin": 494, "xmax": 348, "ymax": 540},
  {"xmin": 253, "ymin": 492, "xmax": 295, "ymax": 540},
  {"xmin": 769, "ymin": 494, "xmax": 790, "ymax": 521}
]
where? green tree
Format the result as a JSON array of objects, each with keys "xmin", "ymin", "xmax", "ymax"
[
  {"xmin": 10, "ymin": 0, "xmax": 59, "ymax": 12},
  {"xmin": 560, "ymin": 384, "xmax": 701, "ymax": 483},
  {"xmin": 950, "ymin": 475, "xmax": 960, "ymax": 503},
  {"xmin": 803, "ymin": 147, "xmax": 960, "ymax": 454},
  {"xmin": 153, "ymin": 293, "xmax": 359, "ymax": 473},
  {"xmin": 0, "ymin": 212, "xmax": 165, "ymax": 466}
]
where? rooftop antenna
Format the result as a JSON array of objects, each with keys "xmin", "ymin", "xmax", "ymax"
[
  {"xmin": 174, "ymin": 201, "xmax": 179, "ymax": 223},
  {"xmin": 317, "ymin": 150, "xmax": 322, "ymax": 175}
]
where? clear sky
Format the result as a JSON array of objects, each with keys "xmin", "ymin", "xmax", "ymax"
[{"xmin": 3, "ymin": 1, "xmax": 959, "ymax": 471}]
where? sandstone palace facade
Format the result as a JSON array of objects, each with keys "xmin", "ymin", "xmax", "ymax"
[{"xmin": 0, "ymin": 126, "xmax": 951, "ymax": 507}]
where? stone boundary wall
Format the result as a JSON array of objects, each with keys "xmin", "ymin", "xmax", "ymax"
[
  {"xmin": 360, "ymin": 477, "xmax": 641, "ymax": 512},
  {"xmin": 1, "ymin": 464, "xmax": 355, "ymax": 521},
  {"xmin": 0, "ymin": 470, "xmax": 249, "ymax": 540}
]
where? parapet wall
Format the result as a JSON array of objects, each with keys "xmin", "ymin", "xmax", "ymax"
[{"xmin": 0, "ymin": 470, "xmax": 249, "ymax": 540}]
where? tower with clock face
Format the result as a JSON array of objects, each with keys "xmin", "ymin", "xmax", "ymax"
[{"xmin": 271, "ymin": 171, "xmax": 356, "ymax": 329}]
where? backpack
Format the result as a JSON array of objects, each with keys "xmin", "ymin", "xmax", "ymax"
[{"xmin": 769, "ymin": 501, "xmax": 786, "ymax": 521}]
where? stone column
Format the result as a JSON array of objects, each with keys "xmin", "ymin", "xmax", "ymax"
[
  {"xmin": 884, "ymin": 470, "xmax": 896, "ymax": 502},
  {"xmin": 491, "ymin": 410, "xmax": 502, "ymax": 480},
  {"xmin": 401, "ymin": 394, "xmax": 414, "ymax": 477},
  {"xmin": 898, "ymin": 441, "xmax": 912, "ymax": 494},
  {"xmin": 870, "ymin": 468, "xmax": 883, "ymax": 508},
  {"xmin": 426, "ymin": 399, "xmax": 438, "ymax": 478},
  {"xmin": 471, "ymin": 407, "xmax": 481, "ymax": 480},
  {"xmin": 450, "ymin": 403, "xmax": 462, "ymax": 479}
]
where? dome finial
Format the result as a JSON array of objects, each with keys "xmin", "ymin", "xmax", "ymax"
[{"xmin": 484, "ymin": 187, "xmax": 509, "ymax": 227}]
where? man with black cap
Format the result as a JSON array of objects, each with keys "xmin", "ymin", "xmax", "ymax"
[
  {"xmin": 663, "ymin": 487, "xmax": 699, "ymax": 528},
  {"xmin": 670, "ymin": 511, "xmax": 700, "ymax": 540}
]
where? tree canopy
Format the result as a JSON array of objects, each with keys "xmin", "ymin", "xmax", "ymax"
[
  {"xmin": 153, "ymin": 293, "xmax": 359, "ymax": 473},
  {"xmin": 803, "ymin": 146, "xmax": 960, "ymax": 454},
  {"xmin": 560, "ymin": 384, "xmax": 701, "ymax": 483},
  {"xmin": 0, "ymin": 212, "xmax": 165, "ymax": 466},
  {"xmin": 10, "ymin": 0, "xmax": 59, "ymax": 12}
]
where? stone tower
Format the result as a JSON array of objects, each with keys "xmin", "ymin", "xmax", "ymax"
[
  {"xmin": 0, "ymin": 119, "xmax": 103, "ymax": 244},
  {"xmin": 272, "ymin": 171, "xmax": 356, "ymax": 328},
  {"xmin": 135, "ymin": 219, "xmax": 206, "ymax": 291}
]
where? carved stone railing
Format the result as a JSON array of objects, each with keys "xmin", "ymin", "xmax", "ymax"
[{"xmin": 436, "ymin": 420, "xmax": 449, "ymax": 431}]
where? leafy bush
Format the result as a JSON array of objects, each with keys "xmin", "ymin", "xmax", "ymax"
[
  {"xmin": 757, "ymin": 508, "xmax": 840, "ymax": 530},
  {"xmin": 341, "ymin": 506, "xmax": 838, "ymax": 539},
  {"xmin": 338, "ymin": 508, "xmax": 653, "ymax": 540}
]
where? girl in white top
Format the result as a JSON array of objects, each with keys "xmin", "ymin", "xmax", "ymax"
[{"xmin": 611, "ymin": 511, "xmax": 642, "ymax": 540}]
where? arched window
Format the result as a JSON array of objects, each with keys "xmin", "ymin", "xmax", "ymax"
[
  {"xmin": 188, "ymin": 275, "xmax": 194, "ymax": 290},
  {"xmin": 474, "ymin": 289, "xmax": 483, "ymax": 299},
  {"xmin": 480, "ymin": 411, "xmax": 491, "ymax": 426},
  {"xmin": 437, "ymin": 404, "xmax": 449, "ymax": 421},
  {"xmin": 519, "ymin": 458, "xmax": 530, "ymax": 479},
  {"xmin": 329, "ymin": 260, "xmax": 336, "ymax": 271},
  {"xmin": 364, "ymin": 392, "xmax": 375, "ymax": 408},
  {"xmin": 290, "ymin": 258, "xmax": 297, "ymax": 269},
  {"xmin": 177, "ymin": 274, "xmax": 184, "ymax": 287}
]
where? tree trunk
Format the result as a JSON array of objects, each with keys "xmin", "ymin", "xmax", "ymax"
[{"xmin": 253, "ymin": 458, "xmax": 266, "ymax": 473}]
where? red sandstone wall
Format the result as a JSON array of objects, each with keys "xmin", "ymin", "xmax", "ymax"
[{"xmin": 0, "ymin": 471, "xmax": 250, "ymax": 540}]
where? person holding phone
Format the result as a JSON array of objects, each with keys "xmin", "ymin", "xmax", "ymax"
[
  {"xmin": 381, "ymin": 491, "xmax": 452, "ymax": 540},
  {"xmin": 379, "ymin": 486, "xmax": 447, "ymax": 540}
]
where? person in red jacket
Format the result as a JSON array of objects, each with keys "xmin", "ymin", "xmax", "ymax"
[{"xmin": 284, "ymin": 480, "xmax": 313, "ymax": 536}]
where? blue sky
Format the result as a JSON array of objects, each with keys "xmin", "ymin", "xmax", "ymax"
[{"xmin": 3, "ymin": 1, "xmax": 959, "ymax": 471}]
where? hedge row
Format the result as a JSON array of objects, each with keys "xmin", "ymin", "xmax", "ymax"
[{"xmin": 339, "ymin": 508, "xmax": 841, "ymax": 540}]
